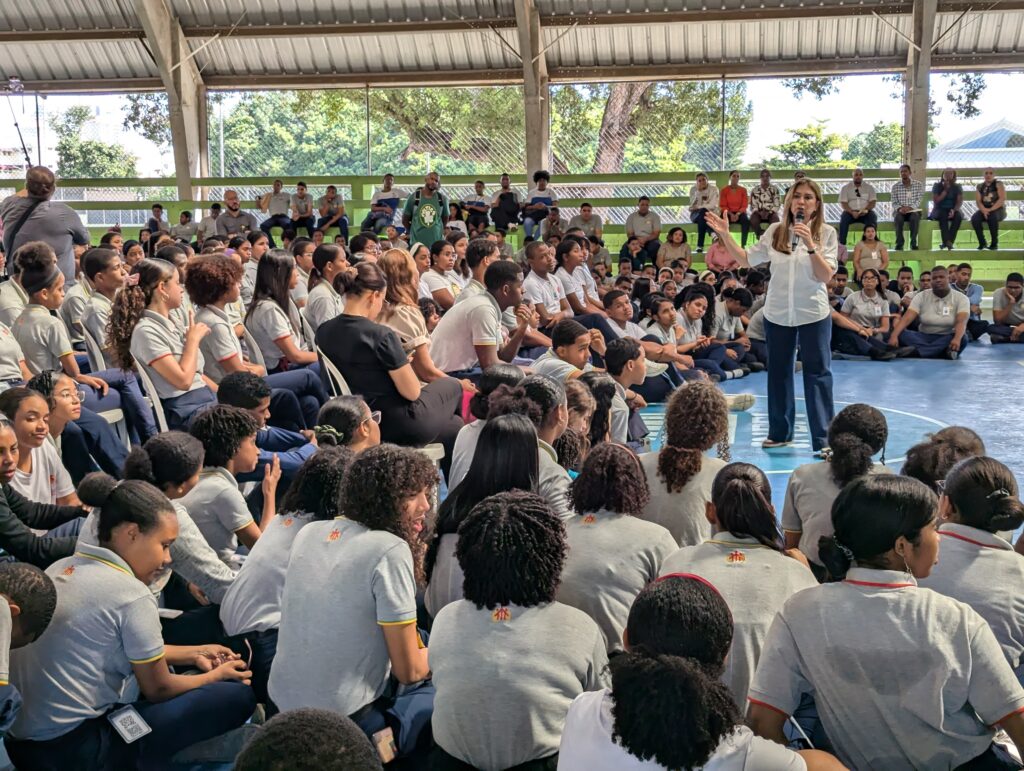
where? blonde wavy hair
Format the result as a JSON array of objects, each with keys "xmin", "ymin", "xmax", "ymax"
[
  {"xmin": 771, "ymin": 178, "xmax": 826, "ymax": 255},
  {"xmin": 378, "ymin": 248, "xmax": 421, "ymax": 308}
]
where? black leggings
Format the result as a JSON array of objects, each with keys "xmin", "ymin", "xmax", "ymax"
[{"xmin": 378, "ymin": 378, "xmax": 464, "ymax": 477}]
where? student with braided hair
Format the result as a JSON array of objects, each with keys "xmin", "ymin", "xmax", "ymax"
[
  {"xmin": 783, "ymin": 404, "xmax": 892, "ymax": 579},
  {"xmin": 919, "ymin": 456, "xmax": 1024, "ymax": 680},
  {"xmin": 638, "ymin": 383, "xmax": 730, "ymax": 546},
  {"xmin": 558, "ymin": 574, "xmax": 836, "ymax": 770},
  {"xmin": 558, "ymin": 443, "xmax": 676, "ymax": 653},
  {"xmin": 660, "ymin": 463, "xmax": 817, "ymax": 708},
  {"xmin": 429, "ymin": 491, "xmax": 608, "ymax": 770}
]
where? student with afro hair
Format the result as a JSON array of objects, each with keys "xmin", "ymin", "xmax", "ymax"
[
  {"xmin": 429, "ymin": 491, "xmax": 608, "ymax": 770},
  {"xmin": 234, "ymin": 708, "xmax": 382, "ymax": 771}
]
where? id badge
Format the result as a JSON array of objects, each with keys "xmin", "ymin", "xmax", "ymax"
[
  {"xmin": 942, "ymin": 305, "xmax": 951, "ymax": 316},
  {"xmin": 108, "ymin": 705, "xmax": 153, "ymax": 744}
]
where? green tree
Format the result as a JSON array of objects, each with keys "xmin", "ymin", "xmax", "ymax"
[
  {"xmin": 766, "ymin": 120, "xmax": 848, "ymax": 169},
  {"xmin": 122, "ymin": 93, "xmax": 172, "ymax": 147},
  {"xmin": 50, "ymin": 105, "xmax": 138, "ymax": 178},
  {"xmin": 844, "ymin": 121, "xmax": 904, "ymax": 167},
  {"xmin": 781, "ymin": 77, "xmax": 843, "ymax": 100}
]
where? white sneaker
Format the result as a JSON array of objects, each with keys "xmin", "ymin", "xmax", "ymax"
[{"xmin": 726, "ymin": 393, "xmax": 755, "ymax": 411}]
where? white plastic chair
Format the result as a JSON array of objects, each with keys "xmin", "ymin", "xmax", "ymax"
[
  {"xmin": 81, "ymin": 326, "xmax": 106, "ymax": 374},
  {"xmin": 133, "ymin": 362, "xmax": 170, "ymax": 433},
  {"xmin": 242, "ymin": 327, "xmax": 266, "ymax": 369},
  {"xmin": 316, "ymin": 345, "xmax": 352, "ymax": 397}
]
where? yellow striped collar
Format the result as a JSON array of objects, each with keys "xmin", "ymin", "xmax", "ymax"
[
  {"xmin": 74, "ymin": 543, "xmax": 133, "ymax": 576},
  {"xmin": 706, "ymin": 535, "xmax": 772, "ymax": 550}
]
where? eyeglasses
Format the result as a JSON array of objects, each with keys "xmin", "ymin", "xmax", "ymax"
[
  {"xmin": 363, "ymin": 410, "xmax": 382, "ymax": 426},
  {"xmin": 57, "ymin": 389, "xmax": 86, "ymax": 403}
]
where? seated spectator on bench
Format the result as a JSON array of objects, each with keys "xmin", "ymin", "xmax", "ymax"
[
  {"xmin": 888, "ymin": 265, "xmax": 969, "ymax": 360},
  {"xmin": 316, "ymin": 262, "xmax": 464, "ymax": 470},
  {"xmin": 989, "ymin": 272, "xmax": 1024, "ymax": 343},
  {"xmin": 625, "ymin": 196, "xmax": 662, "ymax": 263},
  {"xmin": 930, "ymin": 167, "xmax": 964, "ymax": 250},
  {"xmin": 657, "ymin": 227, "xmax": 691, "ymax": 270},
  {"xmin": 952, "ymin": 262, "xmax": 990, "ymax": 341},
  {"xmin": 430, "ymin": 260, "xmax": 533, "ymax": 379},
  {"xmin": 851, "ymin": 225, "xmax": 888, "ymax": 282},
  {"xmin": 288, "ymin": 237, "xmax": 315, "ymax": 309},
  {"xmin": 301, "ymin": 243, "xmax": 347, "ymax": 336},
  {"xmin": 749, "ymin": 168, "xmax": 781, "ymax": 239},
  {"xmin": 316, "ymin": 184, "xmax": 349, "ymax": 240},
  {"xmin": 971, "ymin": 167, "xmax": 1007, "ymax": 250},
  {"xmin": 523, "ymin": 170, "xmax": 557, "ymax": 240},
  {"xmin": 838, "ymin": 168, "xmax": 878, "ymax": 246},
  {"xmin": 6, "ymin": 475, "xmax": 255, "ymax": 770},
  {"xmin": 313, "ymin": 395, "xmax": 381, "ymax": 454},
  {"xmin": 892, "ymin": 163, "xmax": 924, "ymax": 251},
  {"xmin": 688, "ymin": 172, "xmax": 720, "ymax": 252},
  {"xmin": 719, "ymin": 171, "xmax": 751, "ymax": 248}
]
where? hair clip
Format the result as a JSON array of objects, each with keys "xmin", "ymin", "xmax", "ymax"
[
  {"xmin": 314, "ymin": 424, "xmax": 345, "ymax": 441},
  {"xmin": 987, "ymin": 488, "xmax": 1011, "ymax": 500},
  {"xmin": 125, "ymin": 273, "xmax": 141, "ymax": 287},
  {"xmin": 832, "ymin": 535, "xmax": 854, "ymax": 561}
]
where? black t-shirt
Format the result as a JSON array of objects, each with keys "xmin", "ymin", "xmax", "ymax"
[{"xmin": 315, "ymin": 314, "xmax": 409, "ymax": 409}]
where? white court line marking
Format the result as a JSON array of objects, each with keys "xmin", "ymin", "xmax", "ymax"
[{"xmin": 1017, "ymin": 361, "xmax": 1024, "ymax": 368}]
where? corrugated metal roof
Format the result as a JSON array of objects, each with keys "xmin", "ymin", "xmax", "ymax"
[
  {"xmin": 170, "ymin": 0, "xmax": 515, "ymax": 27},
  {"xmin": 0, "ymin": 0, "xmax": 137, "ymax": 31},
  {"xmin": 0, "ymin": 39, "xmax": 155, "ymax": 82}
]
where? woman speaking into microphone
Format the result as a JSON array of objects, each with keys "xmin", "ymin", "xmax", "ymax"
[{"xmin": 704, "ymin": 178, "xmax": 838, "ymax": 453}]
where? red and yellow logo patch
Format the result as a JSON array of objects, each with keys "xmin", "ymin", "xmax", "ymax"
[
  {"xmin": 582, "ymin": 514, "xmax": 596, "ymax": 525},
  {"xmin": 726, "ymin": 550, "xmax": 746, "ymax": 565},
  {"xmin": 491, "ymin": 606, "xmax": 512, "ymax": 622},
  {"xmin": 282, "ymin": 517, "xmax": 293, "ymax": 528},
  {"xmin": 62, "ymin": 565, "xmax": 75, "ymax": 576},
  {"xmin": 327, "ymin": 528, "xmax": 341, "ymax": 542}
]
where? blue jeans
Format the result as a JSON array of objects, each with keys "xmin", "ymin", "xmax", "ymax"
[
  {"xmin": 316, "ymin": 216, "xmax": 349, "ymax": 239},
  {"xmin": 4, "ymin": 681, "xmax": 255, "ymax": 770},
  {"xmin": 265, "ymin": 368, "xmax": 328, "ymax": 431},
  {"xmin": 764, "ymin": 316, "xmax": 834, "ymax": 451},
  {"xmin": 897, "ymin": 329, "xmax": 958, "ymax": 358},
  {"xmin": 260, "ymin": 214, "xmax": 292, "ymax": 247},
  {"xmin": 523, "ymin": 217, "xmax": 542, "ymax": 239},
  {"xmin": 989, "ymin": 324, "xmax": 1024, "ymax": 343},
  {"xmin": 352, "ymin": 679, "xmax": 435, "ymax": 758}
]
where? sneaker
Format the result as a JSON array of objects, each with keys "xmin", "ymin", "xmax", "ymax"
[
  {"xmin": 870, "ymin": 349, "xmax": 897, "ymax": 361},
  {"xmin": 726, "ymin": 393, "xmax": 755, "ymax": 412},
  {"xmin": 978, "ymin": 242, "xmax": 988, "ymax": 250},
  {"xmin": 990, "ymin": 243, "xmax": 999, "ymax": 251},
  {"xmin": 946, "ymin": 349, "xmax": 960, "ymax": 360},
  {"xmin": 747, "ymin": 362, "xmax": 766, "ymax": 373},
  {"xmin": 894, "ymin": 346, "xmax": 917, "ymax": 358},
  {"xmin": 910, "ymin": 242, "xmax": 919, "ymax": 250},
  {"xmin": 762, "ymin": 438, "xmax": 792, "ymax": 449}
]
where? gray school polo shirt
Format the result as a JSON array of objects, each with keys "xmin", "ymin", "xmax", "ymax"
[
  {"xmin": 220, "ymin": 512, "xmax": 315, "ymax": 636},
  {"xmin": 9, "ymin": 543, "xmax": 164, "ymax": 741},
  {"xmin": 638, "ymin": 451, "xmax": 726, "ymax": 547},
  {"xmin": 919, "ymin": 523, "xmax": 1024, "ymax": 676},
  {"xmin": 425, "ymin": 533, "xmax": 463, "ymax": 619},
  {"xmin": 538, "ymin": 440, "xmax": 573, "ymax": 521},
  {"xmin": 610, "ymin": 382, "xmax": 629, "ymax": 445},
  {"xmin": 130, "ymin": 309, "xmax": 207, "ymax": 399},
  {"xmin": 750, "ymin": 567, "xmax": 1024, "ymax": 770},
  {"xmin": 12, "ymin": 305, "xmax": 73, "ymax": 375},
  {"xmin": 0, "ymin": 602, "xmax": 11, "ymax": 686},
  {"xmin": 304, "ymin": 280, "xmax": 345, "ymax": 336},
  {"xmin": 269, "ymin": 518, "xmax": 418, "ymax": 716},
  {"xmin": 195, "ymin": 304, "xmax": 243, "ymax": 383},
  {"xmin": 59, "ymin": 279, "xmax": 92, "ymax": 345},
  {"xmin": 0, "ymin": 323, "xmax": 25, "ymax": 383},
  {"xmin": 660, "ymin": 535, "xmax": 817, "ymax": 709},
  {"xmin": 78, "ymin": 501, "xmax": 235, "ymax": 604},
  {"xmin": 180, "ymin": 467, "xmax": 254, "ymax": 569},
  {"xmin": 910, "ymin": 288, "xmax": 970, "ymax": 335},
  {"xmin": 448, "ymin": 419, "xmax": 486, "ymax": 490},
  {"xmin": 429, "ymin": 599, "xmax": 608, "ymax": 769},
  {"xmin": 267, "ymin": 192, "xmax": 290, "ymax": 216},
  {"xmin": 81, "ymin": 293, "xmax": 114, "ymax": 368},
  {"xmin": 245, "ymin": 299, "xmax": 298, "ymax": 371},
  {"xmin": 557, "ymin": 510, "xmax": 677, "ymax": 652},
  {"xmin": 782, "ymin": 462, "xmax": 892, "ymax": 567},
  {"xmin": 0, "ymin": 280, "xmax": 28, "ymax": 329},
  {"xmin": 840, "ymin": 289, "xmax": 890, "ymax": 329},
  {"xmin": 993, "ymin": 287, "xmax": 1024, "ymax": 326}
]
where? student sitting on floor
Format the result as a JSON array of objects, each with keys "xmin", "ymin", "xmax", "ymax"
[
  {"xmin": 269, "ymin": 445, "xmax": 435, "ymax": 757},
  {"xmin": 558, "ymin": 574, "xmax": 840, "ymax": 770},
  {"xmin": 313, "ymin": 395, "xmax": 382, "ymax": 454},
  {"xmin": 783, "ymin": 404, "xmax": 892, "ymax": 580},
  {"xmin": 184, "ymin": 405, "xmax": 281, "ymax": 568},
  {"xmin": 245, "ymin": 250, "xmax": 319, "ymax": 375},
  {"xmin": 712, "ymin": 286, "xmax": 763, "ymax": 372},
  {"xmin": 448, "ymin": 364, "xmax": 524, "ymax": 489},
  {"xmin": 6, "ymin": 474, "xmax": 255, "ymax": 769},
  {"xmin": 660, "ymin": 462, "xmax": 817, "ymax": 708},
  {"xmin": 558, "ymin": 443, "xmax": 676, "ymax": 654},
  {"xmin": 832, "ymin": 268, "xmax": 902, "ymax": 360},
  {"xmin": 989, "ymin": 271, "xmax": 1024, "ymax": 343},
  {"xmin": 603, "ymin": 339, "xmax": 649, "ymax": 445},
  {"xmin": 233, "ymin": 708, "xmax": 383, "ymax": 771},
  {"xmin": 578, "ymin": 372, "xmax": 616, "ymax": 450},
  {"xmin": 430, "ymin": 491, "xmax": 608, "ymax": 770},
  {"xmin": 918, "ymin": 456, "xmax": 1024, "ymax": 681},
  {"xmin": 532, "ymin": 319, "xmax": 604, "ymax": 382},
  {"xmin": 751, "ymin": 474, "xmax": 1024, "ymax": 767},
  {"xmin": 111, "ymin": 258, "xmax": 217, "ymax": 430},
  {"xmin": 0, "ymin": 562, "xmax": 58, "ymax": 737},
  {"xmin": 220, "ymin": 447, "xmax": 355, "ymax": 703},
  {"xmin": 0, "ymin": 416, "xmax": 84, "ymax": 568},
  {"xmin": 603, "ymin": 290, "xmax": 690, "ymax": 401},
  {"xmin": 638, "ymin": 383, "xmax": 729, "ymax": 547},
  {"xmin": 11, "ymin": 242, "xmax": 156, "ymax": 444},
  {"xmin": 425, "ymin": 413, "xmax": 539, "ymax": 619},
  {"xmin": 888, "ymin": 265, "xmax": 970, "ymax": 360},
  {"xmin": 901, "ymin": 425, "xmax": 985, "ymax": 494},
  {"xmin": 672, "ymin": 283, "xmax": 750, "ymax": 380},
  {"xmin": 487, "ymin": 377, "xmax": 573, "ymax": 520},
  {"xmin": 0, "ymin": 388, "xmax": 79, "ymax": 507}
]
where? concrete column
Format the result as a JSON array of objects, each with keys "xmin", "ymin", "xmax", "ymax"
[
  {"xmin": 515, "ymin": 0, "xmax": 550, "ymax": 177},
  {"xmin": 903, "ymin": 0, "xmax": 937, "ymax": 182}
]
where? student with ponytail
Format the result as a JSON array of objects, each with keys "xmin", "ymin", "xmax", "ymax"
[
  {"xmin": 638, "ymin": 382, "xmax": 730, "ymax": 546},
  {"xmin": 750, "ymin": 474, "xmax": 1024, "ymax": 769},
  {"xmin": 558, "ymin": 443, "xmax": 677, "ymax": 653},
  {"xmin": 429, "ymin": 491, "xmax": 607, "ymax": 770},
  {"xmin": 302, "ymin": 243, "xmax": 347, "ymax": 335},
  {"xmin": 313, "ymin": 395, "xmax": 381, "ymax": 454},
  {"xmin": 919, "ymin": 456, "xmax": 1024, "ymax": 680},
  {"xmin": 783, "ymin": 404, "xmax": 891, "ymax": 578},
  {"xmin": 558, "ymin": 574, "xmax": 837, "ymax": 770},
  {"xmin": 902, "ymin": 425, "xmax": 985, "ymax": 493},
  {"xmin": 110, "ymin": 257, "xmax": 216, "ymax": 430},
  {"xmin": 660, "ymin": 463, "xmax": 817, "ymax": 708},
  {"xmin": 244, "ymin": 249, "xmax": 319, "ymax": 374},
  {"xmin": 7, "ymin": 473, "xmax": 254, "ymax": 769},
  {"xmin": 448, "ymin": 363, "xmax": 524, "ymax": 488}
]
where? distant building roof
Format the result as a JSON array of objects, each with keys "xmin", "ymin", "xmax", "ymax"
[{"xmin": 930, "ymin": 120, "xmax": 1024, "ymax": 166}]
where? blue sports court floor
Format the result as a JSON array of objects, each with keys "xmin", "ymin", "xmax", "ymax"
[{"xmin": 640, "ymin": 341, "xmax": 1024, "ymax": 513}]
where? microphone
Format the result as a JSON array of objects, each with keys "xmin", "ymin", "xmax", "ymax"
[{"xmin": 791, "ymin": 210, "xmax": 805, "ymax": 251}]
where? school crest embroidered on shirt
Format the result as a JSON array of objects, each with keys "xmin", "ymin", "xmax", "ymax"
[
  {"xmin": 327, "ymin": 528, "xmax": 341, "ymax": 542},
  {"xmin": 62, "ymin": 565, "xmax": 75, "ymax": 576},
  {"xmin": 582, "ymin": 514, "xmax": 596, "ymax": 524},
  {"xmin": 283, "ymin": 518, "xmax": 293, "ymax": 527},
  {"xmin": 726, "ymin": 550, "xmax": 746, "ymax": 565},
  {"xmin": 491, "ymin": 607, "xmax": 512, "ymax": 622}
]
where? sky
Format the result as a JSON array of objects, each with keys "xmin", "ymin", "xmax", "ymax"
[{"xmin": 2, "ymin": 72, "xmax": 1023, "ymax": 175}]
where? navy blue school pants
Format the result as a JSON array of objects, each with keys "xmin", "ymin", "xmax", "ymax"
[{"xmin": 764, "ymin": 316, "xmax": 834, "ymax": 451}]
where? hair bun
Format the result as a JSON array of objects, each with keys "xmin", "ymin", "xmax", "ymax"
[
  {"xmin": 989, "ymin": 495, "xmax": 1024, "ymax": 532},
  {"xmin": 76, "ymin": 472, "xmax": 120, "ymax": 508},
  {"xmin": 122, "ymin": 447, "xmax": 156, "ymax": 484}
]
